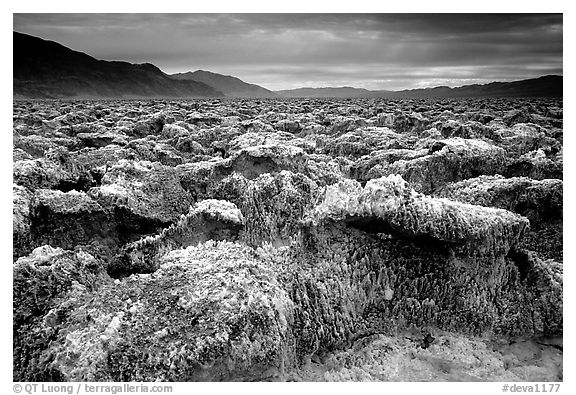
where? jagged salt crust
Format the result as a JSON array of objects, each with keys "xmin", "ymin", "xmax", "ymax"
[{"xmin": 311, "ymin": 174, "xmax": 529, "ymax": 256}]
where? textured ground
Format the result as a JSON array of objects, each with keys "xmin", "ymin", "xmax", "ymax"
[{"xmin": 12, "ymin": 98, "xmax": 563, "ymax": 381}]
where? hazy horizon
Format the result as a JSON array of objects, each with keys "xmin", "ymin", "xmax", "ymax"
[{"xmin": 14, "ymin": 13, "xmax": 563, "ymax": 91}]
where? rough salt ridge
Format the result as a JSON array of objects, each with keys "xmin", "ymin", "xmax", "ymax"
[{"xmin": 311, "ymin": 174, "xmax": 529, "ymax": 256}]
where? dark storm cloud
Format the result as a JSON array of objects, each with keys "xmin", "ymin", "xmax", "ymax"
[{"xmin": 13, "ymin": 13, "xmax": 562, "ymax": 90}]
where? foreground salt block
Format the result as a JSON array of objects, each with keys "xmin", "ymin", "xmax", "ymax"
[{"xmin": 15, "ymin": 241, "xmax": 294, "ymax": 381}]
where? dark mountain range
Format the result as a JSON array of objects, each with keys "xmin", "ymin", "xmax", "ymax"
[
  {"xmin": 276, "ymin": 75, "xmax": 563, "ymax": 98},
  {"xmin": 13, "ymin": 31, "xmax": 562, "ymax": 100},
  {"xmin": 13, "ymin": 32, "xmax": 223, "ymax": 99},
  {"xmin": 378, "ymin": 75, "xmax": 562, "ymax": 98},
  {"xmin": 171, "ymin": 70, "xmax": 277, "ymax": 98}
]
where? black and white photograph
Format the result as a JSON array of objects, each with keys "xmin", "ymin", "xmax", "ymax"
[{"xmin": 10, "ymin": 6, "xmax": 568, "ymax": 388}]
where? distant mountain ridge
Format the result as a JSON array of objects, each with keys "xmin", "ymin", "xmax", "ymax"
[
  {"xmin": 13, "ymin": 31, "xmax": 562, "ymax": 99},
  {"xmin": 13, "ymin": 32, "xmax": 223, "ymax": 99},
  {"xmin": 275, "ymin": 86, "xmax": 374, "ymax": 98},
  {"xmin": 171, "ymin": 70, "xmax": 277, "ymax": 98},
  {"xmin": 276, "ymin": 75, "xmax": 563, "ymax": 98}
]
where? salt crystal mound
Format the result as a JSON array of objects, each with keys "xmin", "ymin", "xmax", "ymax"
[
  {"xmin": 310, "ymin": 174, "xmax": 529, "ymax": 257},
  {"xmin": 193, "ymin": 199, "xmax": 245, "ymax": 224},
  {"xmin": 13, "ymin": 146, "xmax": 95, "ymax": 191},
  {"xmin": 320, "ymin": 127, "xmax": 416, "ymax": 158},
  {"xmin": 373, "ymin": 137, "xmax": 507, "ymax": 194},
  {"xmin": 505, "ymin": 149, "xmax": 563, "ymax": 180},
  {"xmin": 27, "ymin": 189, "xmax": 111, "ymax": 253},
  {"xmin": 496, "ymin": 123, "xmax": 560, "ymax": 158},
  {"xmin": 435, "ymin": 175, "xmax": 562, "ymax": 225},
  {"xmin": 13, "ymin": 246, "xmax": 112, "ymax": 381},
  {"xmin": 178, "ymin": 144, "xmax": 342, "ymax": 202},
  {"xmin": 209, "ymin": 170, "xmax": 320, "ymax": 246},
  {"xmin": 111, "ymin": 199, "xmax": 245, "ymax": 275},
  {"xmin": 13, "ymin": 184, "xmax": 32, "ymax": 260},
  {"xmin": 33, "ymin": 189, "xmax": 104, "ymax": 215},
  {"xmin": 435, "ymin": 175, "xmax": 563, "ymax": 262},
  {"xmin": 88, "ymin": 159, "xmax": 193, "ymax": 224},
  {"xmin": 226, "ymin": 131, "xmax": 316, "ymax": 154},
  {"xmin": 14, "ymin": 241, "xmax": 294, "ymax": 381}
]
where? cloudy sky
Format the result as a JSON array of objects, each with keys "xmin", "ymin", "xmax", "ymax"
[{"xmin": 13, "ymin": 13, "xmax": 563, "ymax": 91}]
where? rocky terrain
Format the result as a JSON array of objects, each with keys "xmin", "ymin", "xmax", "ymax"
[{"xmin": 13, "ymin": 97, "xmax": 563, "ymax": 382}]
